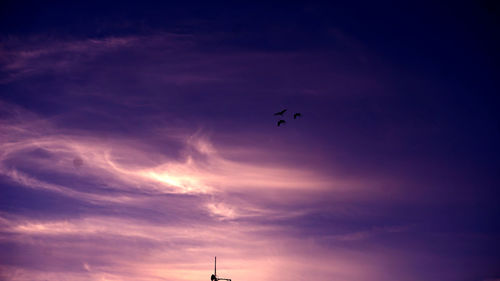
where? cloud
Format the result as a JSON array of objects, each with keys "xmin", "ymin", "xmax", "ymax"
[
  {"xmin": 0, "ymin": 35, "xmax": 155, "ymax": 83},
  {"xmin": 2, "ymin": 29, "xmax": 499, "ymax": 281},
  {"xmin": 0, "ymin": 98, "xmax": 410, "ymax": 281},
  {"xmin": 1, "ymin": 101, "xmax": 464, "ymax": 281},
  {"xmin": 0, "ymin": 33, "xmax": 220, "ymax": 85},
  {"xmin": 0, "ymin": 100, "xmax": 369, "ymax": 222},
  {"xmin": 0, "ymin": 213, "xmax": 397, "ymax": 281},
  {"xmin": 325, "ymin": 224, "xmax": 412, "ymax": 241}
]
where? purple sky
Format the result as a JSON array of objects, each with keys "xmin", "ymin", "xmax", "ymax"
[{"xmin": 1, "ymin": 2, "xmax": 500, "ymax": 281}]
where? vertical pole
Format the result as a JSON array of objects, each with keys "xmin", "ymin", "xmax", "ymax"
[{"xmin": 215, "ymin": 256, "xmax": 216, "ymax": 277}]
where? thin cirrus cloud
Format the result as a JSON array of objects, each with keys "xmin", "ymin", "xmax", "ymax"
[
  {"xmin": 0, "ymin": 212, "xmax": 404, "ymax": 281},
  {"xmin": 0, "ymin": 101, "xmax": 344, "ymax": 200},
  {"xmin": 0, "ymin": 35, "xmax": 165, "ymax": 84},
  {"xmin": 0, "ymin": 84, "xmax": 399, "ymax": 280},
  {"xmin": 1, "ymin": 29, "xmax": 499, "ymax": 281},
  {"xmin": 0, "ymin": 99, "xmax": 370, "ymax": 235},
  {"xmin": 0, "ymin": 103, "xmax": 427, "ymax": 281}
]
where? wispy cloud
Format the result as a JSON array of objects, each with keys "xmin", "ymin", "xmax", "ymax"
[
  {"xmin": 0, "ymin": 101, "xmax": 344, "ymax": 200},
  {"xmin": 0, "ymin": 94, "xmax": 406, "ymax": 280},
  {"xmin": 0, "ymin": 213, "xmax": 401, "ymax": 281},
  {"xmin": 1, "ymin": 24, "xmax": 499, "ymax": 280}
]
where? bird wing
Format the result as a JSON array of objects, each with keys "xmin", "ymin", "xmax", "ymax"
[{"xmin": 274, "ymin": 109, "xmax": 287, "ymax": 115}]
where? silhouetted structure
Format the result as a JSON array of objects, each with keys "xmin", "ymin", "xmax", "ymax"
[{"xmin": 211, "ymin": 257, "xmax": 231, "ymax": 281}]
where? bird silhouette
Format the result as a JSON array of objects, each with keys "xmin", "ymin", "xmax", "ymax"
[
  {"xmin": 274, "ymin": 109, "xmax": 287, "ymax": 116},
  {"xmin": 293, "ymin": 113, "xmax": 302, "ymax": 119},
  {"xmin": 277, "ymin": 120, "xmax": 286, "ymax": 126}
]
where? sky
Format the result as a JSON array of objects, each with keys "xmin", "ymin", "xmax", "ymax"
[{"xmin": 0, "ymin": 1, "xmax": 499, "ymax": 281}]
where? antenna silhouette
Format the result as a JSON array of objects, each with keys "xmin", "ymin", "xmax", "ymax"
[{"xmin": 211, "ymin": 256, "xmax": 231, "ymax": 281}]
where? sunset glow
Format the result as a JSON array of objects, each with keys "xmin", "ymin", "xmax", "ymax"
[{"xmin": 1, "ymin": 2, "xmax": 499, "ymax": 281}]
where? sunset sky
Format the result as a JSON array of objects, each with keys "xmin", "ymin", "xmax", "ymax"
[{"xmin": 1, "ymin": 1, "xmax": 499, "ymax": 281}]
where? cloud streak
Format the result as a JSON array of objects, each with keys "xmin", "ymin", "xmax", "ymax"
[{"xmin": 1, "ymin": 22, "xmax": 499, "ymax": 281}]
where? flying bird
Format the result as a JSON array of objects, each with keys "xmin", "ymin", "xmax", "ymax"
[
  {"xmin": 293, "ymin": 113, "xmax": 302, "ymax": 119},
  {"xmin": 277, "ymin": 120, "xmax": 286, "ymax": 126},
  {"xmin": 274, "ymin": 109, "xmax": 287, "ymax": 116}
]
